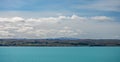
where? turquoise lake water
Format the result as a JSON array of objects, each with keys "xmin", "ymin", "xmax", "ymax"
[{"xmin": 0, "ymin": 47, "xmax": 120, "ymax": 62}]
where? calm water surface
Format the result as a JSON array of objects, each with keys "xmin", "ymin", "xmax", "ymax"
[{"xmin": 0, "ymin": 47, "xmax": 120, "ymax": 62}]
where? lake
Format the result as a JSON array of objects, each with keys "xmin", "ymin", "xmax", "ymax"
[{"xmin": 0, "ymin": 47, "xmax": 120, "ymax": 62}]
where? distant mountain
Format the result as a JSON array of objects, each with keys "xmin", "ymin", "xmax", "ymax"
[
  {"xmin": 46, "ymin": 37, "xmax": 80, "ymax": 40},
  {"xmin": 0, "ymin": 38, "xmax": 120, "ymax": 46}
]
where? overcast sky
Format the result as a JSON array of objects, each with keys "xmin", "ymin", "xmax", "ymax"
[{"xmin": 0, "ymin": 0, "xmax": 120, "ymax": 39}]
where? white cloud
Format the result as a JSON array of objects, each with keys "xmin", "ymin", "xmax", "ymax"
[
  {"xmin": 74, "ymin": 0, "xmax": 120, "ymax": 12},
  {"xmin": 16, "ymin": 26, "xmax": 33, "ymax": 32},
  {"xmin": 0, "ymin": 17, "xmax": 24, "ymax": 22},
  {"xmin": 0, "ymin": 15, "xmax": 119, "ymax": 39},
  {"xmin": 11, "ymin": 17, "xmax": 24, "ymax": 22},
  {"xmin": 90, "ymin": 16, "xmax": 113, "ymax": 21},
  {"xmin": 0, "ymin": 31, "xmax": 15, "ymax": 38},
  {"xmin": 92, "ymin": 0, "xmax": 120, "ymax": 12}
]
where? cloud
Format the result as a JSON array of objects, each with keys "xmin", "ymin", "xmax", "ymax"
[
  {"xmin": 90, "ymin": 16, "xmax": 113, "ymax": 22},
  {"xmin": 0, "ymin": 15, "xmax": 119, "ymax": 39},
  {"xmin": 0, "ymin": 17, "xmax": 24, "ymax": 22},
  {"xmin": 74, "ymin": 0, "xmax": 120, "ymax": 12},
  {"xmin": 92, "ymin": 0, "xmax": 120, "ymax": 12},
  {"xmin": 16, "ymin": 26, "xmax": 33, "ymax": 32},
  {"xmin": 0, "ymin": 31, "xmax": 15, "ymax": 38}
]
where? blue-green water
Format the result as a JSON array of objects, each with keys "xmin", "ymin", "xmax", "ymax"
[{"xmin": 0, "ymin": 47, "xmax": 120, "ymax": 62}]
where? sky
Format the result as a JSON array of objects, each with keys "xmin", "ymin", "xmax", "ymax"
[{"xmin": 0, "ymin": 0, "xmax": 120, "ymax": 39}]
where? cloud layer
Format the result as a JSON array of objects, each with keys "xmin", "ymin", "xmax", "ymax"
[
  {"xmin": 0, "ymin": 15, "xmax": 120, "ymax": 39},
  {"xmin": 74, "ymin": 0, "xmax": 120, "ymax": 12}
]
